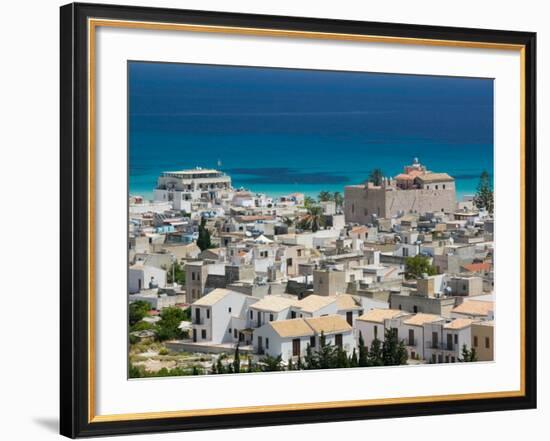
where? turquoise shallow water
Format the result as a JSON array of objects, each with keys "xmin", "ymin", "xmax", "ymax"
[{"xmin": 129, "ymin": 62, "xmax": 493, "ymax": 201}]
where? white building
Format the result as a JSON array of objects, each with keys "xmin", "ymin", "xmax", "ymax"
[
  {"xmin": 247, "ymin": 295, "xmax": 298, "ymax": 329},
  {"xmin": 355, "ymin": 308, "xmax": 409, "ymax": 348},
  {"xmin": 190, "ymin": 288, "xmax": 258, "ymax": 344},
  {"xmin": 128, "ymin": 262, "xmax": 167, "ymax": 294},
  {"xmin": 254, "ymin": 314, "xmax": 354, "ymax": 362},
  {"xmin": 424, "ymin": 318, "xmax": 475, "ymax": 363},
  {"xmin": 388, "ymin": 313, "xmax": 445, "ymax": 360},
  {"xmin": 153, "ymin": 168, "xmax": 232, "ymax": 211}
]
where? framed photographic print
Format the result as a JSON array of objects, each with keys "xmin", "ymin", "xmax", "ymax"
[{"xmin": 60, "ymin": 2, "xmax": 537, "ymax": 438}]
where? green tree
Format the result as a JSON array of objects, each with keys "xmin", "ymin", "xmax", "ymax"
[
  {"xmin": 316, "ymin": 332, "xmax": 338, "ymax": 369},
  {"xmin": 358, "ymin": 332, "xmax": 368, "ymax": 367},
  {"xmin": 367, "ymin": 338, "xmax": 384, "ymax": 366},
  {"xmin": 282, "ymin": 216, "xmax": 294, "ymax": 227},
  {"xmin": 459, "ymin": 344, "xmax": 478, "ymax": 362},
  {"xmin": 197, "ymin": 217, "xmax": 212, "ymax": 251},
  {"xmin": 368, "ymin": 168, "xmax": 384, "ymax": 186},
  {"xmin": 130, "ymin": 320, "xmax": 154, "ymax": 333},
  {"xmin": 259, "ymin": 354, "xmax": 283, "ymax": 372},
  {"xmin": 349, "ymin": 347, "xmax": 358, "ymax": 367},
  {"xmin": 304, "ymin": 343, "xmax": 318, "ymax": 370},
  {"xmin": 382, "ymin": 328, "xmax": 408, "ymax": 366},
  {"xmin": 232, "ymin": 343, "xmax": 241, "ymax": 374},
  {"xmin": 333, "ymin": 192, "xmax": 344, "ymax": 208},
  {"xmin": 155, "ymin": 306, "xmax": 186, "ymax": 341},
  {"xmin": 404, "ymin": 255, "xmax": 437, "ymax": 279},
  {"xmin": 473, "ymin": 170, "xmax": 494, "ymax": 214},
  {"xmin": 303, "ymin": 196, "xmax": 316, "ymax": 208},
  {"xmin": 318, "ymin": 191, "xmax": 332, "ymax": 202},
  {"xmin": 246, "ymin": 355, "xmax": 255, "ymax": 373},
  {"xmin": 216, "ymin": 356, "xmax": 225, "ymax": 374},
  {"xmin": 287, "ymin": 358, "xmax": 295, "ymax": 371},
  {"xmin": 166, "ymin": 260, "xmax": 186, "ymax": 285},
  {"xmin": 336, "ymin": 347, "xmax": 349, "ymax": 368},
  {"xmin": 298, "ymin": 205, "xmax": 325, "ymax": 233},
  {"xmin": 129, "ymin": 300, "xmax": 150, "ymax": 326}
]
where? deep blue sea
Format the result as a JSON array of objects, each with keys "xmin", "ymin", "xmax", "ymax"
[{"xmin": 129, "ymin": 62, "xmax": 493, "ymax": 200}]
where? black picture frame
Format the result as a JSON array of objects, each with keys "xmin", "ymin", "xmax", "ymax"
[{"xmin": 60, "ymin": 2, "xmax": 537, "ymax": 438}]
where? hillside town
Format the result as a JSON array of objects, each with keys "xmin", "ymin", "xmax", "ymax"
[{"xmin": 128, "ymin": 158, "xmax": 495, "ymax": 377}]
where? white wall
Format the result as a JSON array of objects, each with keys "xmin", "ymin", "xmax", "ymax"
[{"xmin": 1, "ymin": 1, "xmax": 547, "ymax": 441}]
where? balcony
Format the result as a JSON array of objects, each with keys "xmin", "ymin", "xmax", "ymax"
[
  {"xmin": 192, "ymin": 318, "xmax": 205, "ymax": 325},
  {"xmin": 406, "ymin": 339, "xmax": 418, "ymax": 347},
  {"xmin": 428, "ymin": 341, "xmax": 458, "ymax": 351}
]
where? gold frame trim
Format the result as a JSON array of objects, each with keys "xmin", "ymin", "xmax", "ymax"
[{"xmin": 87, "ymin": 18, "xmax": 527, "ymax": 424}]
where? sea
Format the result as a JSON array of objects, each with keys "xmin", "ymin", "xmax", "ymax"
[{"xmin": 129, "ymin": 62, "xmax": 494, "ymax": 201}]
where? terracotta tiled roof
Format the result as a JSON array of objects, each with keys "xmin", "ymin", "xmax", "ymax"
[
  {"xmin": 403, "ymin": 313, "xmax": 442, "ymax": 326},
  {"xmin": 416, "ymin": 173, "xmax": 454, "ymax": 183},
  {"xmin": 444, "ymin": 318, "xmax": 475, "ymax": 330},
  {"xmin": 270, "ymin": 318, "xmax": 314, "ymax": 338},
  {"xmin": 250, "ymin": 295, "xmax": 298, "ymax": 312},
  {"xmin": 296, "ymin": 295, "xmax": 336, "ymax": 313},
  {"xmin": 462, "ymin": 262, "xmax": 491, "ymax": 273},
  {"xmin": 452, "ymin": 300, "xmax": 494, "ymax": 317},
  {"xmin": 357, "ymin": 308, "xmax": 406, "ymax": 323},
  {"xmin": 304, "ymin": 315, "xmax": 352, "ymax": 335}
]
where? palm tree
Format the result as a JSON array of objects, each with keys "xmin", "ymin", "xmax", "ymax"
[
  {"xmin": 282, "ymin": 216, "xmax": 294, "ymax": 227},
  {"xmin": 303, "ymin": 196, "xmax": 316, "ymax": 208},
  {"xmin": 298, "ymin": 205, "xmax": 325, "ymax": 232},
  {"xmin": 368, "ymin": 168, "xmax": 384, "ymax": 186},
  {"xmin": 259, "ymin": 354, "xmax": 283, "ymax": 372},
  {"xmin": 333, "ymin": 191, "xmax": 343, "ymax": 208},
  {"xmin": 318, "ymin": 191, "xmax": 332, "ymax": 202}
]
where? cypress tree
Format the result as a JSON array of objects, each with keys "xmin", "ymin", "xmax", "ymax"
[
  {"xmin": 473, "ymin": 170, "xmax": 494, "ymax": 214},
  {"xmin": 358, "ymin": 332, "xmax": 368, "ymax": 367},
  {"xmin": 368, "ymin": 337, "xmax": 384, "ymax": 366},
  {"xmin": 349, "ymin": 347, "xmax": 358, "ymax": 367},
  {"xmin": 232, "ymin": 343, "xmax": 241, "ymax": 374}
]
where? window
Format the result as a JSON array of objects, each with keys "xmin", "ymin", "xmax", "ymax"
[
  {"xmin": 451, "ymin": 356, "xmax": 455, "ymax": 362},
  {"xmin": 413, "ymin": 305, "xmax": 418, "ymax": 313},
  {"xmin": 266, "ymin": 338, "xmax": 269, "ymax": 349},
  {"xmin": 291, "ymin": 311, "xmax": 296, "ymax": 319},
  {"xmin": 454, "ymin": 334, "xmax": 458, "ymax": 344},
  {"xmin": 228, "ymin": 307, "xmax": 232, "ymax": 313},
  {"xmin": 250, "ymin": 310, "xmax": 253, "ymax": 319},
  {"xmin": 206, "ymin": 309, "xmax": 210, "ymax": 319},
  {"xmin": 398, "ymin": 304, "xmax": 402, "ymax": 310},
  {"xmin": 201, "ymin": 329, "xmax": 206, "ymax": 339},
  {"xmin": 310, "ymin": 336, "xmax": 316, "ymax": 348},
  {"xmin": 435, "ymin": 185, "xmax": 438, "ymax": 190},
  {"xmin": 374, "ymin": 325, "xmax": 378, "ymax": 339},
  {"xmin": 192, "ymin": 272, "xmax": 196, "ymax": 281},
  {"xmin": 228, "ymin": 328, "xmax": 232, "ymax": 334},
  {"xmin": 335, "ymin": 334, "xmax": 343, "ymax": 348},
  {"xmin": 485, "ymin": 337, "xmax": 490, "ymax": 348},
  {"xmin": 269, "ymin": 314, "xmax": 274, "ymax": 321},
  {"xmin": 474, "ymin": 336, "xmax": 479, "ymax": 347},
  {"xmin": 408, "ymin": 329, "xmax": 415, "ymax": 346},
  {"xmin": 234, "ymin": 329, "xmax": 238, "ymax": 338},
  {"xmin": 351, "ymin": 203, "xmax": 355, "ymax": 214}
]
